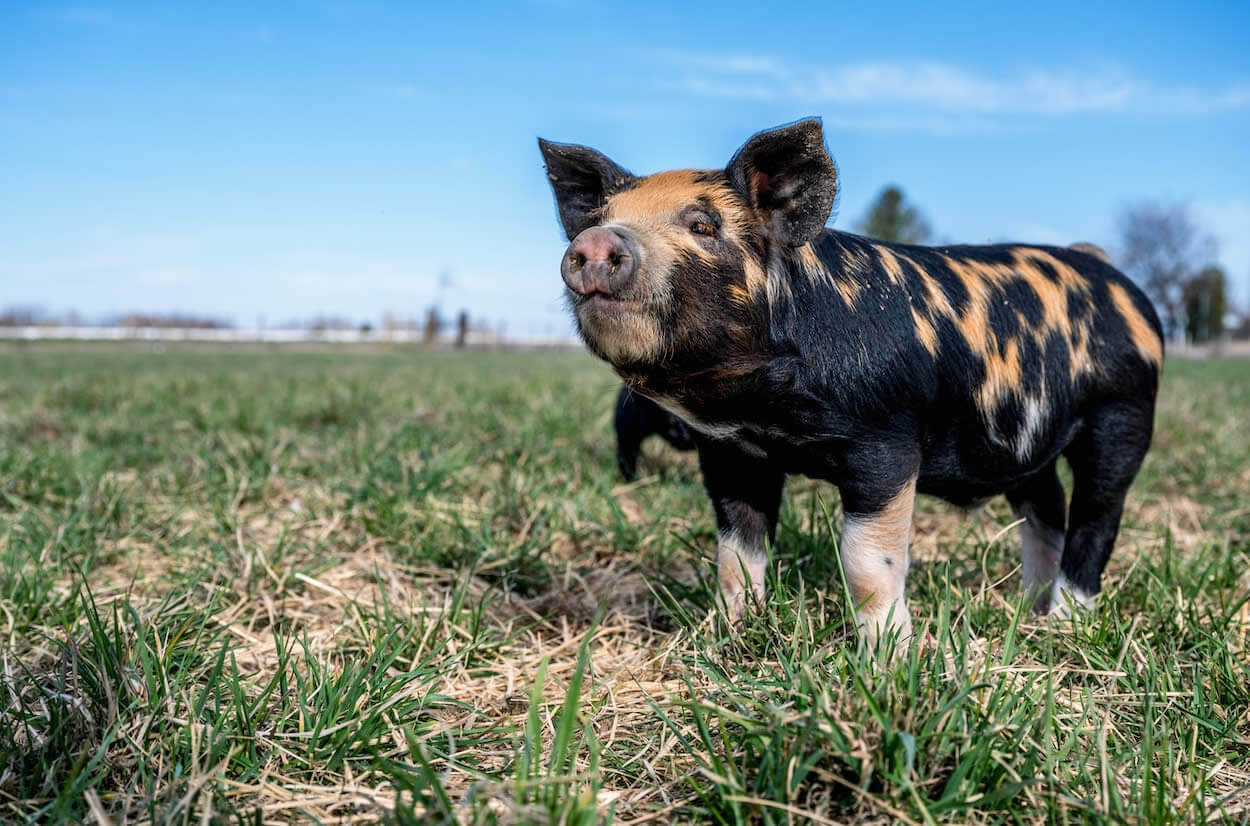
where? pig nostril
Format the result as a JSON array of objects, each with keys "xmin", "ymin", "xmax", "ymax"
[{"xmin": 569, "ymin": 251, "xmax": 586, "ymax": 268}]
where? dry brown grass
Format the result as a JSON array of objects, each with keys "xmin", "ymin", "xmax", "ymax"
[{"xmin": 1, "ymin": 347, "xmax": 1248, "ymax": 824}]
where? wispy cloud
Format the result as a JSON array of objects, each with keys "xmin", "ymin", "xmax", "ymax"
[
  {"xmin": 818, "ymin": 112, "xmax": 1006, "ymax": 135},
  {"xmin": 667, "ymin": 52, "xmax": 1250, "ymax": 119}
]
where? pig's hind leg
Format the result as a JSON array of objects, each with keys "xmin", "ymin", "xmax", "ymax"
[
  {"xmin": 1005, "ymin": 460, "xmax": 1067, "ymax": 613},
  {"xmin": 1052, "ymin": 402, "xmax": 1154, "ymax": 616}
]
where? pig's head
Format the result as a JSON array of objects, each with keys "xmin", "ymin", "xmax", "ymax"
[{"xmin": 538, "ymin": 120, "xmax": 837, "ymax": 371}]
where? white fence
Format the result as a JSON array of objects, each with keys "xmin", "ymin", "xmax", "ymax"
[{"xmin": 0, "ymin": 326, "xmax": 581, "ymax": 349}]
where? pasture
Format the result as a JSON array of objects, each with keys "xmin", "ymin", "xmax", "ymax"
[{"xmin": 1, "ymin": 344, "xmax": 1248, "ymax": 824}]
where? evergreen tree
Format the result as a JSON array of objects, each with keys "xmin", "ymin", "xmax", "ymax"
[
  {"xmin": 857, "ymin": 186, "xmax": 933, "ymax": 245},
  {"xmin": 1183, "ymin": 265, "xmax": 1227, "ymax": 343}
]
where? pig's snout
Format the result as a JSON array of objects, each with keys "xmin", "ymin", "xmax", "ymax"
[{"xmin": 562, "ymin": 227, "xmax": 638, "ymax": 298}]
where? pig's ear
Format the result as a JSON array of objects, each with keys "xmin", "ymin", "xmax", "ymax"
[
  {"xmin": 726, "ymin": 119, "xmax": 837, "ymax": 246},
  {"xmin": 538, "ymin": 138, "xmax": 634, "ymax": 241}
]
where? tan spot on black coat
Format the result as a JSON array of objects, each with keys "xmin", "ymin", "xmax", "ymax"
[
  {"xmin": 797, "ymin": 244, "xmax": 864, "ymax": 307},
  {"xmin": 1108, "ymin": 282, "xmax": 1164, "ymax": 365},
  {"xmin": 912, "ymin": 310, "xmax": 939, "ymax": 356},
  {"xmin": 937, "ymin": 251, "xmax": 1087, "ymax": 419},
  {"xmin": 743, "ymin": 255, "xmax": 767, "ymax": 297},
  {"xmin": 1008, "ymin": 248, "xmax": 1099, "ymax": 377}
]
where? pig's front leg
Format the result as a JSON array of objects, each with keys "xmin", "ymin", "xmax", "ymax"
[
  {"xmin": 838, "ymin": 458, "xmax": 919, "ymax": 651},
  {"xmin": 697, "ymin": 437, "xmax": 785, "ymax": 621}
]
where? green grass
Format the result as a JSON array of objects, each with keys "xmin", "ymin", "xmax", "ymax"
[{"xmin": 1, "ymin": 343, "xmax": 1247, "ymax": 824}]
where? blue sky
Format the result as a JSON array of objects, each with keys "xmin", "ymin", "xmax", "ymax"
[{"xmin": 2, "ymin": 1, "xmax": 1248, "ymax": 335}]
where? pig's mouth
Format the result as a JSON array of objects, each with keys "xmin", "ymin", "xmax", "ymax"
[
  {"xmin": 566, "ymin": 288, "xmax": 665, "ymax": 365},
  {"xmin": 574, "ymin": 291, "xmax": 644, "ymax": 311}
]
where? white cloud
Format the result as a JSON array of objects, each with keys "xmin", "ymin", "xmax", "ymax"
[{"xmin": 668, "ymin": 52, "xmax": 1250, "ymax": 118}]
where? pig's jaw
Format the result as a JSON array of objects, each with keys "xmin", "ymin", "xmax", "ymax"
[{"xmin": 570, "ymin": 295, "xmax": 666, "ymax": 367}]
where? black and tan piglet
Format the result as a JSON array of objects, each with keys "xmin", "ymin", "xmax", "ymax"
[
  {"xmin": 614, "ymin": 386, "xmax": 696, "ymax": 481},
  {"xmin": 539, "ymin": 119, "xmax": 1162, "ymax": 648}
]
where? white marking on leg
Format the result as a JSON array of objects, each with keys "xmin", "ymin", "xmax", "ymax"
[
  {"xmin": 1049, "ymin": 572, "xmax": 1096, "ymax": 618},
  {"xmin": 840, "ymin": 477, "xmax": 916, "ymax": 650},
  {"xmin": 1014, "ymin": 503, "xmax": 1063, "ymax": 613},
  {"xmin": 717, "ymin": 530, "xmax": 767, "ymax": 621}
]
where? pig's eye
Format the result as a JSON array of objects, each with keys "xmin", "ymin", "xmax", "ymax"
[{"xmin": 689, "ymin": 221, "xmax": 716, "ymax": 237}]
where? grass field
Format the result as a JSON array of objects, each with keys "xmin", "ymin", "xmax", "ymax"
[{"xmin": 1, "ymin": 344, "xmax": 1248, "ymax": 825}]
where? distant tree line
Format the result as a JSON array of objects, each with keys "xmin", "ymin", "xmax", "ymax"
[
  {"xmin": 0, "ymin": 307, "xmax": 232, "ymax": 329},
  {"xmin": 0, "ymin": 306, "xmax": 73, "ymax": 327},
  {"xmin": 0, "ymin": 306, "xmax": 498, "ymax": 348}
]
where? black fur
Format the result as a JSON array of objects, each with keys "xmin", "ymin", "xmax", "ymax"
[
  {"xmin": 726, "ymin": 118, "xmax": 839, "ymax": 246},
  {"xmin": 537, "ymin": 138, "xmax": 635, "ymax": 241},
  {"xmin": 629, "ymin": 231, "xmax": 1161, "ymax": 601}
]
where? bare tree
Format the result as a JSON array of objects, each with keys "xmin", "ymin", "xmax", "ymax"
[
  {"xmin": 455, "ymin": 310, "xmax": 469, "ymax": 349},
  {"xmin": 423, "ymin": 306, "xmax": 443, "ymax": 347},
  {"xmin": 1117, "ymin": 203, "xmax": 1217, "ymax": 340}
]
